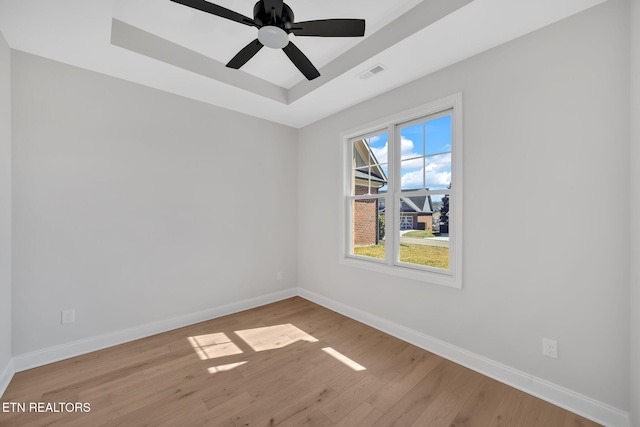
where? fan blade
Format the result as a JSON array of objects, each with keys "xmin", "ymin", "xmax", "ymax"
[
  {"xmin": 170, "ymin": 0, "xmax": 256, "ymax": 27},
  {"xmin": 262, "ymin": 0, "xmax": 284, "ymax": 20},
  {"xmin": 226, "ymin": 39, "xmax": 264, "ymax": 69},
  {"xmin": 290, "ymin": 19, "xmax": 365, "ymax": 37},
  {"xmin": 282, "ymin": 42, "xmax": 320, "ymax": 81}
]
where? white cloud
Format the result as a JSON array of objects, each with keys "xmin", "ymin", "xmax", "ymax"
[
  {"xmin": 400, "ymin": 169, "xmax": 423, "ymax": 188},
  {"xmin": 370, "ymin": 144, "xmax": 387, "ymax": 165},
  {"xmin": 401, "ymin": 157, "xmax": 423, "ymax": 170},
  {"xmin": 401, "ymin": 170, "xmax": 451, "ymax": 189},
  {"xmin": 401, "ymin": 137, "xmax": 418, "ymax": 157},
  {"xmin": 400, "ymin": 154, "xmax": 451, "ymax": 189},
  {"xmin": 370, "ymin": 137, "xmax": 421, "ymax": 166},
  {"xmin": 369, "ymin": 134, "xmax": 385, "ymax": 144}
]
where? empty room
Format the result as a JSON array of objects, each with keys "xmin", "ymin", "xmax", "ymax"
[{"xmin": 0, "ymin": 0, "xmax": 639, "ymax": 425}]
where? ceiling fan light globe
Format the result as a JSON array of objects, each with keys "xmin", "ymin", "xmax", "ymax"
[{"xmin": 258, "ymin": 26, "xmax": 289, "ymax": 49}]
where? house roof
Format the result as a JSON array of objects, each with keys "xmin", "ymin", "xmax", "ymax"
[
  {"xmin": 354, "ymin": 169, "xmax": 387, "ymax": 185},
  {"xmin": 353, "ymin": 139, "xmax": 388, "ymax": 188},
  {"xmin": 400, "ymin": 195, "xmax": 433, "ymax": 214},
  {"xmin": 377, "ymin": 191, "xmax": 433, "ymax": 214}
]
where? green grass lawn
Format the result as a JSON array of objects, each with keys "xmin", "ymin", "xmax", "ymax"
[
  {"xmin": 401, "ymin": 230, "xmax": 436, "ymax": 238},
  {"xmin": 353, "ymin": 244, "xmax": 449, "ymax": 269}
]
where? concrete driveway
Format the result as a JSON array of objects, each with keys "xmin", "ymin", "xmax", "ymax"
[{"xmin": 398, "ymin": 233, "xmax": 449, "ymax": 247}]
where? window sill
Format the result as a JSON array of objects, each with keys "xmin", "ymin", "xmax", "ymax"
[{"xmin": 340, "ymin": 255, "xmax": 462, "ymax": 289}]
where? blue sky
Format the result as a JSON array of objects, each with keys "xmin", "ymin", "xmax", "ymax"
[{"xmin": 367, "ymin": 114, "xmax": 452, "ymax": 192}]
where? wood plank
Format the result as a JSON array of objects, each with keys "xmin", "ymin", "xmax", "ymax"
[
  {"xmin": 446, "ymin": 375, "xmax": 508, "ymax": 427},
  {"xmin": 279, "ymin": 410, "xmax": 335, "ymax": 427},
  {"xmin": 185, "ymin": 392, "xmax": 254, "ymax": 427},
  {"xmin": 230, "ymin": 383, "xmax": 336, "ymax": 427},
  {"xmin": 372, "ymin": 359, "xmax": 462, "ymax": 426},
  {"xmin": 267, "ymin": 385, "xmax": 338, "ymax": 426},
  {"xmin": 366, "ymin": 349, "xmax": 441, "ymax": 413},
  {"xmin": 334, "ymin": 402, "xmax": 384, "ymax": 427},
  {"xmin": 319, "ymin": 374, "xmax": 385, "ymax": 423},
  {"xmin": 409, "ymin": 366, "xmax": 483, "ymax": 427}
]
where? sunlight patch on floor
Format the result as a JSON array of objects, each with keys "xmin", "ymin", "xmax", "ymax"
[
  {"xmin": 234, "ymin": 323, "xmax": 319, "ymax": 352},
  {"xmin": 187, "ymin": 332, "xmax": 243, "ymax": 360},
  {"xmin": 322, "ymin": 347, "xmax": 366, "ymax": 371},
  {"xmin": 207, "ymin": 361, "xmax": 247, "ymax": 374},
  {"xmin": 187, "ymin": 324, "xmax": 367, "ymax": 376}
]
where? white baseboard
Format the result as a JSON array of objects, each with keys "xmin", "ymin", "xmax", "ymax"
[
  {"xmin": 13, "ymin": 288, "xmax": 297, "ymax": 373},
  {"xmin": 0, "ymin": 357, "xmax": 15, "ymax": 398},
  {"xmin": 297, "ymin": 288, "xmax": 630, "ymax": 427}
]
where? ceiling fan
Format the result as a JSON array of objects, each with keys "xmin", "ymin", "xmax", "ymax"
[{"xmin": 170, "ymin": 0, "xmax": 366, "ymax": 81}]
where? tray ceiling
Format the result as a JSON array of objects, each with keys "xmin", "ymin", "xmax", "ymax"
[{"xmin": 0, "ymin": 0, "xmax": 607, "ymax": 128}]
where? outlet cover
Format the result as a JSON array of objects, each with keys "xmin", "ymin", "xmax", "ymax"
[
  {"xmin": 542, "ymin": 338, "xmax": 558, "ymax": 359},
  {"xmin": 62, "ymin": 309, "xmax": 75, "ymax": 325}
]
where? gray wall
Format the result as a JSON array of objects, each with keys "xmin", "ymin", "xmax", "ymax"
[
  {"xmin": 630, "ymin": 0, "xmax": 639, "ymax": 422},
  {"xmin": 11, "ymin": 51, "xmax": 298, "ymax": 355},
  {"xmin": 298, "ymin": 0, "xmax": 630, "ymax": 411},
  {"xmin": 0, "ymin": 31, "xmax": 11, "ymax": 378}
]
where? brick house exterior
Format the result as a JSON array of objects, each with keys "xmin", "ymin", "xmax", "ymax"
[{"xmin": 353, "ymin": 185, "xmax": 379, "ymax": 246}]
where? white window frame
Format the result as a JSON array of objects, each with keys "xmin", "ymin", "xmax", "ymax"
[{"xmin": 339, "ymin": 93, "xmax": 463, "ymax": 289}]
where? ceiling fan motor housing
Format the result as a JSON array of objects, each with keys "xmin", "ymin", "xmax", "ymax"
[{"xmin": 253, "ymin": 1, "xmax": 294, "ymax": 29}]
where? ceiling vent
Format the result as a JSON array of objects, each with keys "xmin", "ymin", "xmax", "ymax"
[{"xmin": 359, "ymin": 63, "xmax": 387, "ymax": 79}]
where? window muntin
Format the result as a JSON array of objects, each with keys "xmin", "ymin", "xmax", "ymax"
[{"xmin": 341, "ymin": 94, "xmax": 462, "ymax": 288}]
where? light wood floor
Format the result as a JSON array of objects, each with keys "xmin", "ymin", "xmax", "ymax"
[{"xmin": 1, "ymin": 297, "xmax": 600, "ymax": 426}]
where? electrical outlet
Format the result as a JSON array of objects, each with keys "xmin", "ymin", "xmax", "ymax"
[
  {"xmin": 542, "ymin": 338, "xmax": 558, "ymax": 359},
  {"xmin": 277, "ymin": 271, "xmax": 283, "ymax": 281},
  {"xmin": 62, "ymin": 309, "xmax": 75, "ymax": 325}
]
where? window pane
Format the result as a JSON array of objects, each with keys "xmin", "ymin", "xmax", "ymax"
[
  {"xmin": 431, "ymin": 193, "xmax": 450, "ymax": 235},
  {"xmin": 368, "ymin": 133, "xmax": 388, "ymax": 164},
  {"xmin": 379, "ymin": 164, "xmax": 389, "ymax": 193},
  {"xmin": 401, "ymin": 158, "xmax": 424, "ymax": 190},
  {"xmin": 400, "ymin": 123, "xmax": 425, "ymax": 159},
  {"xmin": 425, "ymin": 153, "xmax": 451, "ymax": 190},
  {"xmin": 399, "ymin": 115, "xmax": 452, "ymax": 191},
  {"xmin": 352, "ymin": 133, "xmax": 388, "ymax": 196},
  {"xmin": 352, "ymin": 197, "xmax": 385, "ymax": 260},
  {"xmin": 353, "ymin": 167, "xmax": 371, "ymax": 195},
  {"xmin": 425, "ymin": 115, "xmax": 452, "ymax": 155},
  {"xmin": 398, "ymin": 193, "xmax": 450, "ymax": 270}
]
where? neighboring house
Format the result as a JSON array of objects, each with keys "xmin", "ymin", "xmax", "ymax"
[
  {"xmin": 399, "ymin": 192, "xmax": 434, "ymax": 231},
  {"xmin": 353, "ymin": 139, "xmax": 387, "ymax": 246}
]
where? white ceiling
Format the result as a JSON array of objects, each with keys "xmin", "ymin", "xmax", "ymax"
[{"xmin": 0, "ymin": 0, "xmax": 606, "ymax": 128}]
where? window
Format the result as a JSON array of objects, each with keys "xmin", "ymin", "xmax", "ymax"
[{"xmin": 340, "ymin": 94, "xmax": 462, "ymax": 288}]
